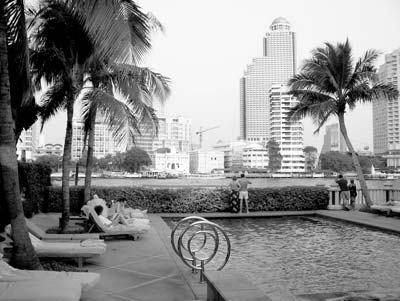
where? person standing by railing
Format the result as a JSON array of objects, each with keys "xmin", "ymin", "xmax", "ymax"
[
  {"xmin": 336, "ymin": 174, "xmax": 350, "ymax": 210},
  {"xmin": 228, "ymin": 176, "xmax": 241, "ymax": 213},
  {"xmin": 238, "ymin": 173, "xmax": 252, "ymax": 213},
  {"xmin": 348, "ymin": 179, "xmax": 357, "ymax": 210}
]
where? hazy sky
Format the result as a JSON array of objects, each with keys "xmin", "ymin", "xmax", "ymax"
[{"xmin": 40, "ymin": 0, "xmax": 400, "ymax": 152}]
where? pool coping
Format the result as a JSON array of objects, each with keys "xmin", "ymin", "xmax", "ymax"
[{"xmin": 151, "ymin": 210, "xmax": 400, "ymax": 301}]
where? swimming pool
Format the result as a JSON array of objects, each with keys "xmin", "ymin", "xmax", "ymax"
[{"xmin": 165, "ymin": 216, "xmax": 400, "ymax": 296}]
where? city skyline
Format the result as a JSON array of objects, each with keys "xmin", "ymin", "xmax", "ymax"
[{"xmin": 39, "ymin": 0, "xmax": 400, "ymax": 152}]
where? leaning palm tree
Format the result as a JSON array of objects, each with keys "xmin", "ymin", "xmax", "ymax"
[
  {"xmin": 81, "ymin": 61, "xmax": 170, "ymax": 203},
  {"xmin": 288, "ymin": 40, "xmax": 399, "ymax": 208},
  {"xmin": 0, "ymin": 0, "xmax": 41, "ymax": 270},
  {"xmin": 29, "ymin": 0, "xmax": 155, "ymax": 231}
]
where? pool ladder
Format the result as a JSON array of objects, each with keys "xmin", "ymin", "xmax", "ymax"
[{"xmin": 170, "ymin": 216, "xmax": 231, "ymax": 282}]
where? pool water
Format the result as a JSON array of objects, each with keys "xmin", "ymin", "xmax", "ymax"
[{"xmin": 166, "ymin": 217, "xmax": 400, "ymax": 295}]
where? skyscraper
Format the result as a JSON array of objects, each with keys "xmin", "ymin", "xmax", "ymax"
[
  {"xmin": 320, "ymin": 123, "xmax": 347, "ymax": 154},
  {"xmin": 373, "ymin": 48, "xmax": 400, "ymax": 156},
  {"xmin": 240, "ymin": 17, "xmax": 296, "ymax": 142}
]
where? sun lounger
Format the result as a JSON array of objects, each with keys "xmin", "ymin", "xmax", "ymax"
[
  {"xmin": 28, "ymin": 234, "xmax": 106, "ymax": 267},
  {"xmin": 25, "ymin": 218, "xmax": 99, "ymax": 241},
  {"xmin": 0, "ymin": 253, "xmax": 99, "ymax": 300},
  {"xmin": 371, "ymin": 204, "xmax": 400, "ymax": 216},
  {"xmin": 4, "ymin": 228, "xmax": 106, "ymax": 268},
  {"xmin": 87, "ymin": 207, "xmax": 148, "ymax": 240}
]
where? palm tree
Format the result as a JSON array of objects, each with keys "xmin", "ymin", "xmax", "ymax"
[
  {"xmin": 30, "ymin": 1, "xmax": 93, "ymax": 231},
  {"xmin": 30, "ymin": 0, "xmax": 162, "ymax": 230},
  {"xmin": 0, "ymin": 1, "xmax": 41, "ymax": 269},
  {"xmin": 288, "ymin": 40, "xmax": 399, "ymax": 208},
  {"xmin": 81, "ymin": 62, "xmax": 170, "ymax": 203}
]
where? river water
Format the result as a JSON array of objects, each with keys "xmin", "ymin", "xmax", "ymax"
[{"xmin": 53, "ymin": 177, "xmax": 391, "ymax": 189}]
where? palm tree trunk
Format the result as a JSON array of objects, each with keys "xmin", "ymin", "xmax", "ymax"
[
  {"xmin": 60, "ymin": 98, "xmax": 74, "ymax": 232},
  {"xmin": 338, "ymin": 114, "xmax": 372, "ymax": 208},
  {"xmin": 0, "ymin": 7, "xmax": 41, "ymax": 270},
  {"xmin": 84, "ymin": 108, "xmax": 97, "ymax": 203}
]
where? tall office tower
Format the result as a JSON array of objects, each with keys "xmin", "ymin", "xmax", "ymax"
[
  {"xmin": 240, "ymin": 17, "xmax": 296, "ymax": 142},
  {"xmin": 269, "ymin": 85, "xmax": 304, "ymax": 172},
  {"xmin": 373, "ymin": 49, "xmax": 400, "ymax": 162},
  {"xmin": 320, "ymin": 123, "xmax": 347, "ymax": 154},
  {"xmin": 71, "ymin": 116, "xmax": 125, "ymax": 160}
]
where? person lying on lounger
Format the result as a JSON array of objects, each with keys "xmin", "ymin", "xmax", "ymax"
[
  {"xmin": 110, "ymin": 200, "xmax": 148, "ymax": 219},
  {"xmin": 94, "ymin": 205, "xmax": 150, "ymax": 231}
]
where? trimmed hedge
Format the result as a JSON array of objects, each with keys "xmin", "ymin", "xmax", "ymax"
[
  {"xmin": 44, "ymin": 186, "xmax": 329, "ymax": 214},
  {"xmin": 19, "ymin": 162, "xmax": 52, "ymax": 217}
]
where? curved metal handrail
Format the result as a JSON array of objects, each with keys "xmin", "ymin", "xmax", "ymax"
[{"xmin": 170, "ymin": 216, "xmax": 231, "ymax": 281}]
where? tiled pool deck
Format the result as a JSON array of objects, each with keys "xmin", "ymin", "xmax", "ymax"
[{"xmin": 29, "ymin": 210, "xmax": 400, "ymax": 301}]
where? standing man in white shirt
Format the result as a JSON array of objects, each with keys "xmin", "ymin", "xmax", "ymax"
[{"xmin": 238, "ymin": 173, "xmax": 252, "ymax": 213}]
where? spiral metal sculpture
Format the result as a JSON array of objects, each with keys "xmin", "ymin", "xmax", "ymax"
[{"xmin": 170, "ymin": 216, "xmax": 231, "ymax": 281}]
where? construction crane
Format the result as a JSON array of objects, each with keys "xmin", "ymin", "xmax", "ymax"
[{"xmin": 196, "ymin": 126, "xmax": 220, "ymax": 149}]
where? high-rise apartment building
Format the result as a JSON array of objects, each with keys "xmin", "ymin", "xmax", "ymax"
[
  {"xmin": 17, "ymin": 122, "xmax": 39, "ymax": 161},
  {"xmin": 373, "ymin": 48, "xmax": 400, "ymax": 157},
  {"xmin": 240, "ymin": 17, "xmax": 296, "ymax": 142},
  {"xmin": 72, "ymin": 117, "xmax": 125, "ymax": 160},
  {"xmin": 320, "ymin": 123, "xmax": 347, "ymax": 154},
  {"xmin": 269, "ymin": 85, "xmax": 304, "ymax": 172},
  {"xmin": 133, "ymin": 116, "xmax": 192, "ymax": 154}
]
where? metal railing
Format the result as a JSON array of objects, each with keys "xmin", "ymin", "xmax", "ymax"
[
  {"xmin": 328, "ymin": 184, "xmax": 400, "ymax": 209},
  {"xmin": 171, "ymin": 216, "xmax": 231, "ymax": 282}
]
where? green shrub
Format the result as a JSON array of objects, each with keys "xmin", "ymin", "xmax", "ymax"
[
  {"xmin": 19, "ymin": 162, "xmax": 52, "ymax": 217},
  {"xmin": 44, "ymin": 186, "xmax": 328, "ymax": 214}
]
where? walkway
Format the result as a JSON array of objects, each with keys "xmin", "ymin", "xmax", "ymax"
[
  {"xmin": 31, "ymin": 214, "xmax": 199, "ymax": 301},
  {"xmin": 316, "ymin": 210, "xmax": 400, "ymax": 234}
]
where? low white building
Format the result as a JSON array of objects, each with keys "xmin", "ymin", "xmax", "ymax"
[
  {"xmin": 213, "ymin": 140, "xmax": 248, "ymax": 170},
  {"xmin": 242, "ymin": 143, "xmax": 269, "ymax": 169},
  {"xmin": 189, "ymin": 150, "xmax": 224, "ymax": 174},
  {"xmin": 152, "ymin": 152, "xmax": 189, "ymax": 174}
]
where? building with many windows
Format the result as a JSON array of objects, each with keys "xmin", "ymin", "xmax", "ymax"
[
  {"xmin": 17, "ymin": 123, "xmax": 39, "ymax": 161},
  {"xmin": 36, "ymin": 143, "xmax": 63, "ymax": 157},
  {"xmin": 213, "ymin": 140, "xmax": 248, "ymax": 170},
  {"xmin": 242, "ymin": 143, "xmax": 269, "ymax": 169},
  {"xmin": 240, "ymin": 17, "xmax": 296, "ymax": 142},
  {"xmin": 132, "ymin": 116, "xmax": 192, "ymax": 154},
  {"xmin": 269, "ymin": 85, "xmax": 304, "ymax": 172},
  {"xmin": 321, "ymin": 123, "xmax": 347, "ymax": 154},
  {"xmin": 373, "ymin": 48, "xmax": 400, "ymax": 166},
  {"xmin": 71, "ymin": 118, "xmax": 125, "ymax": 160}
]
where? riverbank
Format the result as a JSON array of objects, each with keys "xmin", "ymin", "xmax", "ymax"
[{"xmin": 52, "ymin": 177, "xmax": 393, "ymax": 189}]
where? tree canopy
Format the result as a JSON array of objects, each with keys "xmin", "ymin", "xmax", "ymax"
[
  {"xmin": 123, "ymin": 147, "xmax": 151, "ymax": 172},
  {"xmin": 267, "ymin": 139, "xmax": 282, "ymax": 172}
]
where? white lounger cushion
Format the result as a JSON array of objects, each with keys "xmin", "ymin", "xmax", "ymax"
[
  {"xmin": 29, "ymin": 234, "xmax": 106, "ymax": 255},
  {"xmin": 0, "ymin": 253, "xmax": 100, "ymax": 292}
]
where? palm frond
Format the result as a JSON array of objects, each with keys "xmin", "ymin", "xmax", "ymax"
[
  {"xmin": 81, "ymin": 88, "xmax": 143, "ymax": 147},
  {"xmin": 347, "ymin": 49, "xmax": 380, "ymax": 88},
  {"xmin": 39, "ymin": 79, "xmax": 73, "ymax": 130},
  {"xmin": 110, "ymin": 63, "xmax": 170, "ymax": 102},
  {"xmin": 70, "ymin": 0, "xmax": 153, "ymax": 64}
]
